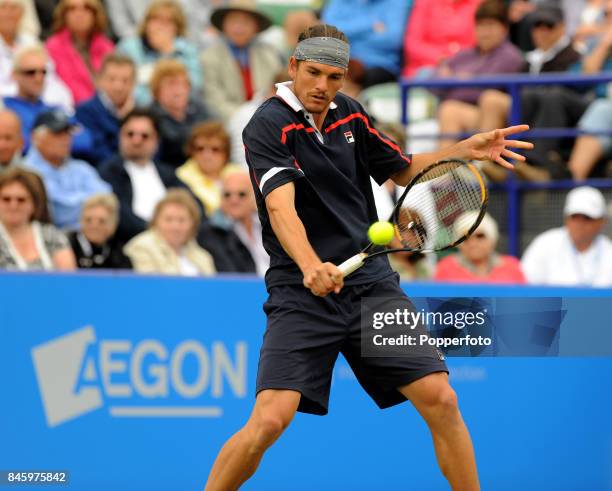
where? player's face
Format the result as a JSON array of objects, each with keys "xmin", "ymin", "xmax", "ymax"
[{"xmin": 289, "ymin": 58, "xmax": 345, "ymax": 114}]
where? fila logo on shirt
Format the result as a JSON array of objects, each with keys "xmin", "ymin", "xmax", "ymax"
[{"xmin": 344, "ymin": 131, "xmax": 355, "ymax": 144}]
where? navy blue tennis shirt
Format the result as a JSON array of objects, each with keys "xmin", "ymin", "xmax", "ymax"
[{"xmin": 243, "ymin": 82, "xmax": 413, "ymax": 290}]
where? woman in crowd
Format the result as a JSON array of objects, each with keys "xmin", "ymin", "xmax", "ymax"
[
  {"xmin": 45, "ymin": 0, "xmax": 114, "ymax": 104},
  {"xmin": 149, "ymin": 59, "xmax": 212, "ymax": 168},
  {"xmin": 176, "ymin": 121, "xmax": 231, "ymax": 215},
  {"xmin": 200, "ymin": 1, "xmax": 282, "ymax": 122},
  {"xmin": 117, "ymin": 0, "xmax": 202, "ymax": 104},
  {"xmin": 124, "ymin": 188, "xmax": 215, "ymax": 276},
  {"xmin": 0, "ymin": 167, "xmax": 76, "ymax": 271},
  {"xmin": 67, "ymin": 193, "xmax": 132, "ymax": 269},
  {"xmin": 434, "ymin": 212, "xmax": 526, "ymax": 283}
]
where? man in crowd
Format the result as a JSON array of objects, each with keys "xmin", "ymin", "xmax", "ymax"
[
  {"xmin": 76, "ymin": 53, "xmax": 136, "ymax": 167},
  {"xmin": 24, "ymin": 109, "xmax": 110, "ymax": 230},
  {"xmin": 99, "ymin": 108, "xmax": 188, "ymax": 243},
  {"xmin": 198, "ymin": 167, "xmax": 268, "ymax": 274},
  {"xmin": 522, "ymin": 186, "xmax": 612, "ymax": 286},
  {"xmin": 0, "ymin": 0, "xmax": 73, "ymax": 111},
  {"xmin": 3, "ymin": 45, "xmax": 92, "ymax": 157}
]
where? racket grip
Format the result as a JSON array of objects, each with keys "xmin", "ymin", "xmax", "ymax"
[{"xmin": 337, "ymin": 253, "xmax": 367, "ymax": 278}]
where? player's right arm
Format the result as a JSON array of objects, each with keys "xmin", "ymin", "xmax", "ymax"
[{"xmin": 265, "ymin": 182, "xmax": 343, "ymax": 296}]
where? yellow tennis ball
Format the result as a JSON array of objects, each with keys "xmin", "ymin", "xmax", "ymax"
[{"xmin": 368, "ymin": 221, "xmax": 395, "ymax": 245}]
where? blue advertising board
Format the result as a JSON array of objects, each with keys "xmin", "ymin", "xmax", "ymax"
[{"xmin": 1, "ymin": 273, "xmax": 611, "ymax": 491}]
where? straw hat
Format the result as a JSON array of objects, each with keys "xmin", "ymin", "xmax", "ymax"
[{"xmin": 211, "ymin": 0, "xmax": 272, "ymax": 33}]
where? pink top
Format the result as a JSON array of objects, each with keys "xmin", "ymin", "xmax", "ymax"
[
  {"xmin": 434, "ymin": 254, "xmax": 527, "ymax": 284},
  {"xmin": 402, "ymin": 0, "xmax": 481, "ymax": 78},
  {"xmin": 46, "ymin": 28, "xmax": 114, "ymax": 104}
]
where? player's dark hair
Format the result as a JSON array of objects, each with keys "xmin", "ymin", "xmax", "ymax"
[
  {"xmin": 119, "ymin": 107, "xmax": 160, "ymax": 137},
  {"xmin": 297, "ymin": 24, "xmax": 348, "ymax": 44},
  {"xmin": 475, "ymin": 0, "xmax": 509, "ymax": 26}
]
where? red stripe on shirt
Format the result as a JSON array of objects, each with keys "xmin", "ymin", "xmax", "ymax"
[
  {"xmin": 280, "ymin": 123, "xmax": 315, "ymax": 144},
  {"xmin": 325, "ymin": 112, "xmax": 411, "ymax": 165}
]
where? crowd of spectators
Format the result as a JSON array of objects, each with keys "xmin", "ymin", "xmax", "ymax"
[{"xmin": 0, "ymin": 0, "xmax": 610, "ymax": 287}]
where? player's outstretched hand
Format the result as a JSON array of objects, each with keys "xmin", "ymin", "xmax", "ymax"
[
  {"xmin": 460, "ymin": 124, "xmax": 534, "ymax": 169},
  {"xmin": 303, "ymin": 262, "xmax": 344, "ymax": 297}
]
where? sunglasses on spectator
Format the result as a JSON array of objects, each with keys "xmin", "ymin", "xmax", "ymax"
[
  {"xmin": 1, "ymin": 195, "xmax": 29, "ymax": 204},
  {"xmin": 471, "ymin": 232, "xmax": 488, "ymax": 240},
  {"xmin": 125, "ymin": 131, "xmax": 152, "ymax": 140},
  {"xmin": 19, "ymin": 68, "xmax": 47, "ymax": 77},
  {"xmin": 223, "ymin": 191, "xmax": 248, "ymax": 199},
  {"xmin": 193, "ymin": 145, "xmax": 223, "ymax": 154}
]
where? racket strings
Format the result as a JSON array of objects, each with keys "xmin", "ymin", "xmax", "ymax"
[{"xmin": 394, "ymin": 161, "xmax": 486, "ymax": 252}]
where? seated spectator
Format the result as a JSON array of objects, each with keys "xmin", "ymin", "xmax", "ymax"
[
  {"xmin": 3, "ymin": 45, "xmax": 92, "ymax": 156},
  {"xmin": 509, "ymin": 0, "xmax": 586, "ymax": 51},
  {"xmin": 99, "ymin": 107, "xmax": 189, "ymax": 243},
  {"xmin": 124, "ymin": 188, "xmax": 215, "ymax": 275},
  {"xmin": 198, "ymin": 166, "xmax": 268, "ymax": 275},
  {"xmin": 24, "ymin": 109, "xmax": 110, "ymax": 229},
  {"xmin": 401, "ymin": 0, "xmax": 481, "ymax": 78},
  {"xmin": 472, "ymin": 3, "xmax": 583, "ymax": 180},
  {"xmin": 435, "ymin": 212, "xmax": 526, "ymax": 283},
  {"xmin": 45, "ymin": 0, "xmax": 114, "ymax": 105},
  {"xmin": 521, "ymin": 186, "xmax": 612, "ymax": 287},
  {"xmin": 0, "ymin": 109, "xmax": 24, "ymax": 171},
  {"xmin": 201, "ymin": 0, "xmax": 283, "ymax": 122},
  {"xmin": 116, "ymin": 0, "xmax": 202, "ymax": 105},
  {"xmin": 323, "ymin": 0, "xmax": 412, "ymax": 93},
  {"xmin": 67, "ymin": 193, "xmax": 132, "ymax": 269},
  {"xmin": 0, "ymin": 0, "xmax": 73, "ymax": 111},
  {"xmin": 75, "ymin": 53, "xmax": 136, "ymax": 167},
  {"xmin": 0, "ymin": 167, "xmax": 76, "ymax": 270},
  {"xmin": 149, "ymin": 59, "xmax": 212, "ymax": 168},
  {"xmin": 177, "ymin": 121, "xmax": 231, "ymax": 215},
  {"xmin": 436, "ymin": 0, "xmax": 524, "ymax": 149}
]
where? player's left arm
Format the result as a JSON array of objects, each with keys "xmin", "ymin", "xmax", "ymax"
[{"xmin": 391, "ymin": 125, "xmax": 534, "ymax": 186}]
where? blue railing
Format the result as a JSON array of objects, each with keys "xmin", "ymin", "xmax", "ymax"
[{"xmin": 400, "ymin": 72, "xmax": 612, "ymax": 255}]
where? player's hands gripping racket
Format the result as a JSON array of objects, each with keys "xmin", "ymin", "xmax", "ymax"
[{"xmin": 337, "ymin": 159, "xmax": 488, "ymax": 277}]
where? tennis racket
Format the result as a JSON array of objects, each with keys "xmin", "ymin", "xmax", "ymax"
[{"xmin": 337, "ymin": 158, "xmax": 488, "ymax": 277}]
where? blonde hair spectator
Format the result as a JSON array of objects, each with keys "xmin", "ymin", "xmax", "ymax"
[
  {"xmin": 124, "ymin": 187, "xmax": 215, "ymax": 276},
  {"xmin": 81, "ymin": 193, "xmax": 119, "ymax": 230},
  {"xmin": 151, "ymin": 188, "xmax": 201, "ymax": 239}
]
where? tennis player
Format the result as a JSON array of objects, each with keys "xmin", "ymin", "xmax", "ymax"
[{"xmin": 204, "ymin": 24, "xmax": 532, "ymax": 491}]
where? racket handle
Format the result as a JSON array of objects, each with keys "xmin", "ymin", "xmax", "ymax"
[{"xmin": 337, "ymin": 253, "xmax": 367, "ymax": 278}]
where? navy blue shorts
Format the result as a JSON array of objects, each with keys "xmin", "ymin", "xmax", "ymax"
[{"xmin": 256, "ymin": 274, "xmax": 449, "ymax": 415}]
